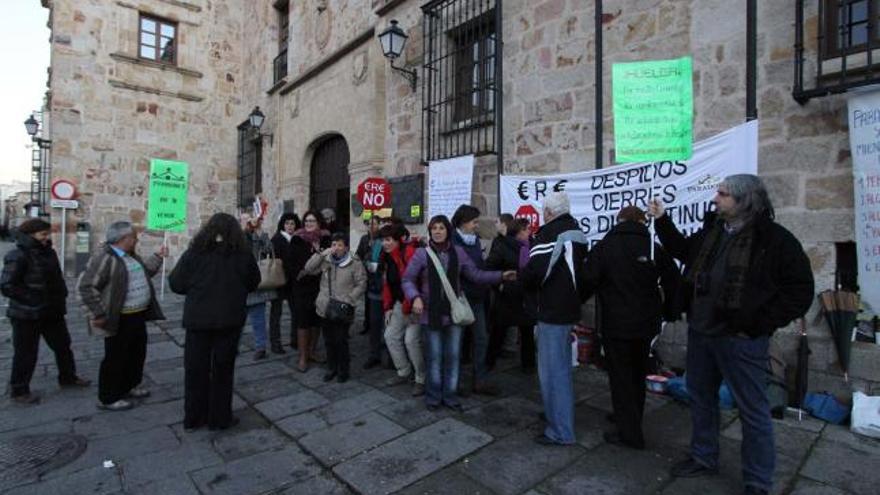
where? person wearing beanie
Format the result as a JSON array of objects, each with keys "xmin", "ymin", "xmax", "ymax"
[
  {"xmin": 582, "ymin": 205, "xmax": 681, "ymax": 449},
  {"xmin": 1, "ymin": 219, "xmax": 91, "ymax": 405},
  {"xmin": 451, "ymin": 204, "xmax": 499, "ymax": 396}
]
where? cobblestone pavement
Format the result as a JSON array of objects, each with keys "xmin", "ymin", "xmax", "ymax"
[{"xmin": 1, "ymin": 242, "xmax": 878, "ymax": 494}]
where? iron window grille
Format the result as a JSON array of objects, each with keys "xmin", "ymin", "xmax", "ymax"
[
  {"xmin": 421, "ymin": 0, "xmax": 502, "ymax": 163},
  {"xmin": 794, "ymin": 0, "xmax": 880, "ymax": 102},
  {"xmin": 237, "ymin": 121, "xmax": 262, "ymax": 208},
  {"xmin": 274, "ymin": 1, "xmax": 290, "ymax": 83},
  {"xmin": 139, "ymin": 14, "xmax": 177, "ymax": 64}
]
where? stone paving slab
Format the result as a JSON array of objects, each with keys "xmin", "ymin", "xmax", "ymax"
[
  {"xmin": 275, "ymin": 410, "xmax": 330, "ymax": 439},
  {"xmin": 5, "ymin": 465, "xmax": 122, "ymax": 495},
  {"xmin": 190, "ymin": 445, "xmax": 322, "ymax": 495},
  {"xmin": 460, "ymin": 396, "xmax": 544, "ymax": 438},
  {"xmin": 538, "ymin": 443, "xmax": 674, "ymax": 495},
  {"xmin": 254, "ymin": 389, "xmax": 329, "ymax": 421},
  {"xmin": 211, "ymin": 424, "xmax": 292, "ymax": 461},
  {"xmin": 276, "ymin": 472, "xmax": 355, "ymax": 494},
  {"xmin": 333, "ymin": 418, "xmax": 493, "ymax": 494},
  {"xmin": 71, "ymin": 399, "xmax": 185, "ymax": 440},
  {"xmin": 318, "ymin": 389, "xmax": 399, "ymax": 425},
  {"xmin": 233, "ymin": 360, "xmax": 295, "ymax": 385},
  {"xmin": 396, "ymin": 467, "xmax": 496, "ymax": 495},
  {"xmin": 118, "ymin": 441, "xmax": 222, "ymax": 492},
  {"xmin": 800, "ymin": 437, "xmax": 880, "ymax": 495},
  {"xmin": 235, "ymin": 375, "xmax": 305, "ymax": 404},
  {"xmin": 299, "ymin": 411, "xmax": 408, "ymax": 466},
  {"xmin": 144, "ymin": 340, "xmax": 185, "ymax": 362},
  {"xmin": 788, "ymin": 478, "xmax": 850, "ymax": 495}
]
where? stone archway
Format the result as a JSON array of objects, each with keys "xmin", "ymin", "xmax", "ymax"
[{"xmin": 309, "ymin": 135, "xmax": 350, "ymax": 231}]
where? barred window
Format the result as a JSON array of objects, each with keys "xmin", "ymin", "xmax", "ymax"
[
  {"xmin": 823, "ymin": 0, "xmax": 879, "ymax": 58},
  {"xmin": 237, "ymin": 122, "xmax": 262, "ymax": 208}
]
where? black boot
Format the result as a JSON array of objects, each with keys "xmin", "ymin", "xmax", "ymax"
[{"xmin": 323, "ymin": 343, "xmax": 338, "ymax": 382}]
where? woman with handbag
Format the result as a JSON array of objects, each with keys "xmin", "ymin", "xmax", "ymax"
[
  {"xmin": 241, "ymin": 214, "xmax": 280, "ymax": 361},
  {"xmin": 291, "ymin": 210, "xmax": 331, "ymax": 372},
  {"xmin": 269, "ymin": 213, "xmax": 301, "ymax": 354},
  {"xmin": 302, "ymin": 233, "xmax": 366, "ymax": 382},
  {"xmin": 402, "ymin": 215, "xmax": 516, "ymax": 411},
  {"xmin": 168, "ymin": 213, "xmax": 260, "ymax": 431}
]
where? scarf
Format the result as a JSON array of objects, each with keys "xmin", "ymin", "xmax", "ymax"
[
  {"xmin": 427, "ymin": 241, "xmax": 458, "ymax": 329},
  {"xmin": 280, "ymin": 231, "xmax": 293, "ymax": 242},
  {"xmin": 456, "ymin": 229, "xmax": 477, "ymax": 246},
  {"xmin": 293, "ymin": 228, "xmax": 329, "ymax": 247},
  {"xmin": 385, "ymin": 249, "xmax": 405, "ymax": 303},
  {"xmin": 330, "ymin": 252, "xmax": 350, "ymax": 266},
  {"xmin": 687, "ymin": 219, "xmax": 755, "ymax": 311}
]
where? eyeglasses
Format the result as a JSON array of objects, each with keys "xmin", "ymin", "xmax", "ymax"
[{"xmin": 304, "ymin": 218, "xmax": 318, "ymax": 223}]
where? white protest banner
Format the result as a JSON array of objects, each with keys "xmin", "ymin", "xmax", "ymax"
[
  {"xmin": 501, "ymin": 121, "xmax": 758, "ymax": 247},
  {"xmin": 428, "ymin": 154, "xmax": 474, "ymax": 221},
  {"xmin": 848, "ymin": 91, "xmax": 880, "ymax": 314}
]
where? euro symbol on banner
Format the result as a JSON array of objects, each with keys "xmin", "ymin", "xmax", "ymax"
[
  {"xmin": 517, "ymin": 181, "xmax": 530, "ymax": 200},
  {"xmin": 553, "ymin": 180, "xmax": 568, "ymax": 193}
]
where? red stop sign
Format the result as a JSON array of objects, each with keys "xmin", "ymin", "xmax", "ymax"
[
  {"xmin": 357, "ymin": 177, "xmax": 391, "ymax": 209},
  {"xmin": 515, "ymin": 205, "xmax": 541, "ymax": 234}
]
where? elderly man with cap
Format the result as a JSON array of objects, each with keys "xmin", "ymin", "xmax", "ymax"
[
  {"xmin": 521, "ymin": 192, "xmax": 589, "ymax": 445},
  {"xmin": 77, "ymin": 221, "xmax": 167, "ymax": 411},
  {"xmin": 582, "ymin": 205, "xmax": 681, "ymax": 449},
  {"xmin": 1, "ymin": 219, "xmax": 91, "ymax": 404}
]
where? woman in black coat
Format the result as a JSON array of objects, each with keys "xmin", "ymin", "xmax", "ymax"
[
  {"xmin": 169, "ymin": 213, "xmax": 260, "ymax": 431},
  {"xmin": 268, "ymin": 212, "xmax": 301, "ymax": 353},
  {"xmin": 485, "ymin": 218, "xmax": 535, "ymax": 372},
  {"xmin": 290, "ymin": 210, "xmax": 331, "ymax": 372}
]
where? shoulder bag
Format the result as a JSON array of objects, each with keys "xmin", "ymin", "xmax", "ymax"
[
  {"xmin": 324, "ymin": 264, "xmax": 355, "ymax": 323},
  {"xmin": 425, "ymin": 247, "xmax": 475, "ymax": 326},
  {"xmin": 257, "ymin": 248, "xmax": 286, "ymax": 290}
]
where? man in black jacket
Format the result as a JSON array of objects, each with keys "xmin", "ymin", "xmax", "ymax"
[
  {"xmin": 650, "ymin": 174, "xmax": 814, "ymax": 495},
  {"xmin": 583, "ymin": 206, "xmax": 680, "ymax": 449},
  {"xmin": 1, "ymin": 219, "xmax": 90, "ymax": 404},
  {"xmin": 522, "ymin": 192, "xmax": 589, "ymax": 445}
]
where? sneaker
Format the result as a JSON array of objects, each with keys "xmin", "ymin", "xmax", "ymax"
[
  {"xmin": 385, "ymin": 375, "xmax": 410, "ymax": 387},
  {"xmin": 670, "ymin": 457, "xmax": 718, "ymax": 478},
  {"xmin": 253, "ymin": 350, "xmax": 267, "ymax": 361},
  {"xmin": 12, "ymin": 393, "xmax": 40, "ymax": 405},
  {"xmin": 362, "ymin": 357, "xmax": 381, "ymax": 370},
  {"xmin": 411, "ymin": 383, "xmax": 425, "ymax": 397},
  {"xmin": 270, "ymin": 344, "xmax": 287, "ymax": 355},
  {"xmin": 60, "ymin": 377, "xmax": 91, "ymax": 388},
  {"xmin": 126, "ymin": 387, "xmax": 151, "ymax": 399},
  {"xmin": 98, "ymin": 399, "xmax": 134, "ymax": 411}
]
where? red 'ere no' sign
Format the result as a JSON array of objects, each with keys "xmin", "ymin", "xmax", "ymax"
[
  {"xmin": 358, "ymin": 177, "xmax": 391, "ymax": 209},
  {"xmin": 515, "ymin": 205, "xmax": 540, "ymax": 234}
]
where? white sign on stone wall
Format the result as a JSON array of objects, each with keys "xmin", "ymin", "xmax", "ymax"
[
  {"xmin": 428, "ymin": 154, "xmax": 475, "ymax": 221},
  {"xmin": 500, "ymin": 121, "xmax": 758, "ymax": 248},
  {"xmin": 847, "ymin": 91, "xmax": 880, "ymax": 314}
]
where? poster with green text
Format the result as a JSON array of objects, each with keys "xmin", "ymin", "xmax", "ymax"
[
  {"xmin": 147, "ymin": 159, "xmax": 188, "ymax": 232},
  {"xmin": 612, "ymin": 56, "xmax": 693, "ymax": 163}
]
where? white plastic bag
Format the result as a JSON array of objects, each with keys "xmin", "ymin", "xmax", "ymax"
[
  {"xmin": 851, "ymin": 391, "xmax": 880, "ymax": 439},
  {"xmin": 571, "ymin": 333, "xmax": 579, "ymax": 368}
]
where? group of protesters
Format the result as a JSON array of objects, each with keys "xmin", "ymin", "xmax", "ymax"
[{"xmin": 1, "ymin": 173, "xmax": 815, "ymax": 495}]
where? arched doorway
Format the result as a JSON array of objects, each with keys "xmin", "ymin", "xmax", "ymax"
[{"xmin": 309, "ymin": 135, "xmax": 350, "ymax": 232}]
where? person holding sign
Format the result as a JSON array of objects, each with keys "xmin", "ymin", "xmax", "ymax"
[
  {"xmin": 521, "ymin": 192, "xmax": 589, "ymax": 446},
  {"xmin": 402, "ymin": 215, "xmax": 515, "ymax": 411},
  {"xmin": 77, "ymin": 221, "xmax": 167, "ymax": 411},
  {"xmin": 650, "ymin": 175, "xmax": 814, "ymax": 495},
  {"xmin": 168, "ymin": 213, "xmax": 260, "ymax": 431},
  {"xmin": 582, "ymin": 206, "xmax": 681, "ymax": 449}
]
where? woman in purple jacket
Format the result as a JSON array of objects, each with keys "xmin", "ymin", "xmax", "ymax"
[{"xmin": 402, "ymin": 215, "xmax": 515, "ymax": 411}]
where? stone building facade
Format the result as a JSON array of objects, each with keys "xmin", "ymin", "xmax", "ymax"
[{"xmin": 41, "ymin": 0, "xmax": 879, "ymax": 394}]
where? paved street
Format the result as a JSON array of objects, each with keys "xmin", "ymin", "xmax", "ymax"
[{"xmin": 0, "ymin": 244, "xmax": 878, "ymax": 494}]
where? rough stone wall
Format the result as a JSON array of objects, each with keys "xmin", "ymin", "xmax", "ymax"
[{"xmin": 45, "ymin": 0, "xmax": 245, "ymax": 268}]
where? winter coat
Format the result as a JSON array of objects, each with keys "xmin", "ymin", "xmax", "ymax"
[
  {"xmin": 302, "ymin": 252, "xmax": 367, "ymax": 318},
  {"xmin": 582, "ymin": 221, "xmax": 681, "ymax": 339},
  {"xmin": 381, "ymin": 241, "xmax": 418, "ymax": 314},
  {"xmin": 655, "ymin": 211, "xmax": 814, "ymax": 338},
  {"xmin": 1, "ymin": 233, "xmax": 67, "ymax": 320},
  {"xmin": 288, "ymin": 234, "xmax": 330, "ymax": 297},
  {"xmin": 486, "ymin": 233, "xmax": 533, "ymax": 328},
  {"xmin": 77, "ymin": 244, "xmax": 165, "ymax": 336},
  {"xmin": 452, "ymin": 230, "xmax": 490, "ymax": 304},
  {"xmin": 521, "ymin": 213, "xmax": 590, "ymax": 325},
  {"xmin": 402, "ymin": 245, "xmax": 502, "ymax": 327},
  {"xmin": 168, "ymin": 247, "xmax": 260, "ymax": 330},
  {"xmin": 270, "ymin": 232, "xmax": 297, "ymax": 294}
]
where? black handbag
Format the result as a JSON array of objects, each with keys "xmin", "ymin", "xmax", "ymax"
[{"xmin": 324, "ymin": 264, "xmax": 355, "ymax": 323}]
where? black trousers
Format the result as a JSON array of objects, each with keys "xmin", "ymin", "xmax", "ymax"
[
  {"xmin": 323, "ymin": 320, "xmax": 351, "ymax": 376},
  {"xmin": 487, "ymin": 323, "xmax": 536, "ymax": 371},
  {"xmin": 603, "ymin": 337, "xmax": 652, "ymax": 447},
  {"xmin": 9, "ymin": 316, "xmax": 77, "ymax": 397},
  {"xmin": 268, "ymin": 291, "xmax": 294, "ymax": 346},
  {"xmin": 99, "ymin": 312, "xmax": 147, "ymax": 404},
  {"xmin": 184, "ymin": 327, "xmax": 241, "ymax": 429}
]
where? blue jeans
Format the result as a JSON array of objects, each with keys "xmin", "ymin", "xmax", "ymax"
[
  {"xmin": 687, "ymin": 329, "xmax": 774, "ymax": 492},
  {"xmin": 248, "ymin": 303, "xmax": 268, "ymax": 351},
  {"xmin": 536, "ymin": 322, "xmax": 576, "ymax": 444},
  {"xmin": 468, "ymin": 302, "xmax": 489, "ymax": 382},
  {"xmin": 423, "ymin": 324, "xmax": 462, "ymax": 407}
]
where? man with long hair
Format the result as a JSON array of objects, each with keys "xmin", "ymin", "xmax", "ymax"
[{"xmin": 651, "ymin": 174, "xmax": 814, "ymax": 495}]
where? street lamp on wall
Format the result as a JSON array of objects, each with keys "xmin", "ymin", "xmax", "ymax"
[
  {"xmin": 24, "ymin": 114, "xmax": 51, "ymax": 149},
  {"xmin": 378, "ymin": 20, "xmax": 417, "ymax": 91},
  {"xmin": 248, "ymin": 106, "xmax": 273, "ymax": 146}
]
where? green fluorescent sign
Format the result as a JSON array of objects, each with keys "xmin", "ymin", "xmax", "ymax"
[
  {"xmin": 147, "ymin": 159, "xmax": 188, "ymax": 232},
  {"xmin": 612, "ymin": 56, "xmax": 694, "ymax": 163}
]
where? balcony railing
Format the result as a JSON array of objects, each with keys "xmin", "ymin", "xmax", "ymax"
[
  {"xmin": 794, "ymin": 0, "xmax": 880, "ymax": 103},
  {"xmin": 273, "ymin": 48, "xmax": 288, "ymax": 84}
]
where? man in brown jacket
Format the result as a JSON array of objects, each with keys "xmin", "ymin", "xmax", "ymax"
[{"xmin": 77, "ymin": 221, "xmax": 166, "ymax": 411}]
